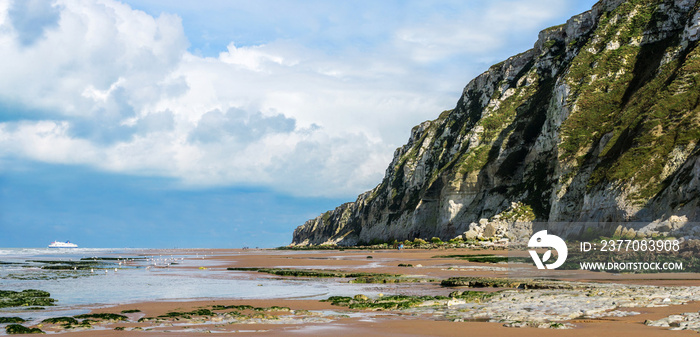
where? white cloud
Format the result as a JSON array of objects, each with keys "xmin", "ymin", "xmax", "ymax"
[
  {"xmin": 393, "ymin": 0, "xmax": 567, "ymax": 63},
  {"xmin": 219, "ymin": 43, "xmax": 297, "ymax": 71},
  {"xmin": 0, "ymin": 0, "xmax": 590, "ymax": 197}
]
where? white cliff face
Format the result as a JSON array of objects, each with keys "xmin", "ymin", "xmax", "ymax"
[{"xmin": 291, "ymin": 0, "xmax": 700, "ymax": 246}]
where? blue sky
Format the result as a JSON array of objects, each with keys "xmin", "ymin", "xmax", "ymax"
[{"xmin": 0, "ymin": 0, "xmax": 597, "ymax": 248}]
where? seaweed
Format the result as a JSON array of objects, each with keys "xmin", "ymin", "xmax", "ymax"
[
  {"xmin": 120, "ymin": 309, "xmax": 141, "ymax": 313},
  {"xmin": 158, "ymin": 309, "xmax": 213, "ymax": 319},
  {"xmin": 227, "ymin": 267, "xmax": 400, "ymax": 279},
  {"xmin": 321, "ymin": 295, "xmax": 403, "ymax": 310},
  {"xmin": 212, "ymin": 304, "xmax": 254, "ymax": 311},
  {"xmin": 323, "ymin": 294, "xmax": 462, "ymax": 310},
  {"xmin": 41, "ymin": 317, "xmax": 79, "ymax": 325},
  {"xmin": 448, "ymin": 290, "xmax": 498, "ymax": 302},
  {"xmin": 440, "ymin": 277, "xmax": 574, "ymax": 289},
  {"xmin": 0, "ymin": 317, "xmax": 25, "ymax": 323},
  {"xmin": 0, "ymin": 289, "xmax": 55, "ymax": 308},
  {"xmin": 350, "ymin": 276, "xmax": 438, "ymax": 284},
  {"xmin": 73, "ymin": 313, "xmax": 127, "ymax": 321},
  {"xmin": 80, "ymin": 257, "xmax": 146, "ymax": 261},
  {"xmin": 432, "ymin": 254, "xmax": 531, "ymax": 263},
  {"xmin": 5, "ymin": 324, "xmax": 44, "ymax": 334}
]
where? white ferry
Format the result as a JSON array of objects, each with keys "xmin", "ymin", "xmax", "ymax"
[{"xmin": 48, "ymin": 241, "xmax": 78, "ymax": 248}]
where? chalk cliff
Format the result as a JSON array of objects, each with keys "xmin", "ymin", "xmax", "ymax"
[{"xmin": 292, "ymin": 0, "xmax": 700, "ymax": 246}]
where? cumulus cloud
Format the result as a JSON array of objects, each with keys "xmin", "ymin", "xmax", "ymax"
[
  {"xmin": 189, "ymin": 108, "xmax": 296, "ymax": 144},
  {"xmin": 8, "ymin": 0, "xmax": 60, "ymax": 46},
  {"xmin": 0, "ymin": 0, "xmax": 589, "ymax": 197}
]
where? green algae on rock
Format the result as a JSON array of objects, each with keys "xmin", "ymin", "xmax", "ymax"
[
  {"xmin": 5, "ymin": 324, "xmax": 44, "ymax": 334},
  {"xmin": 0, "ymin": 289, "xmax": 55, "ymax": 308},
  {"xmin": 0, "ymin": 317, "xmax": 25, "ymax": 324}
]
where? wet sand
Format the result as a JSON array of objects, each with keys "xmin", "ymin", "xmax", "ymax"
[
  {"xmin": 34, "ymin": 248, "xmax": 700, "ymax": 336},
  {"xmin": 56, "ymin": 300, "xmax": 700, "ymax": 336}
]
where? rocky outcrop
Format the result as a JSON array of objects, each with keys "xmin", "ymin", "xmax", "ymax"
[{"xmin": 292, "ymin": 0, "xmax": 700, "ymax": 246}]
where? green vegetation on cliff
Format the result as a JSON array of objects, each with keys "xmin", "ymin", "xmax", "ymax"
[
  {"xmin": 292, "ymin": 0, "xmax": 700, "ymax": 247},
  {"xmin": 561, "ymin": 0, "xmax": 700, "ymax": 201}
]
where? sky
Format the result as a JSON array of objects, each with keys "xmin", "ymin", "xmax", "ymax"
[{"xmin": 0, "ymin": 0, "xmax": 598, "ymax": 248}]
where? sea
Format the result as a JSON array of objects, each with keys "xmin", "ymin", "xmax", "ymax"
[{"xmin": 0, "ymin": 248, "xmax": 392, "ymax": 324}]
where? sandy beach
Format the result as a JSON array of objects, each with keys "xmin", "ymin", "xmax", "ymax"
[
  {"xmin": 3, "ymin": 247, "xmax": 696, "ymax": 336},
  {"xmin": 58, "ymin": 297, "xmax": 700, "ymax": 336}
]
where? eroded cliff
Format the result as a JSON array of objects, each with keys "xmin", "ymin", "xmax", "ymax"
[{"xmin": 292, "ymin": 0, "xmax": 700, "ymax": 246}]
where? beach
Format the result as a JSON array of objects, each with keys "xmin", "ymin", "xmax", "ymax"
[{"xmin": 2, "ymin": 247, "xmax": 700, "ymax": 336}]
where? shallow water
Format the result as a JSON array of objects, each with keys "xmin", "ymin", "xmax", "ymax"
[{"xmin": 0, "ymin": 248, "xmax": 413, "ymax": 323}]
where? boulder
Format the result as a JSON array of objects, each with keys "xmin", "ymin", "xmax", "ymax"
[
  {"xmin": 614, "ymin": 225, "xmax": 623, "ymax": 237},
  {"xmin": 462, "ymin": 230, "xmax": 479, "ymax": 240},
  {"xmin": 483, "ymin": 223, "xmax": 497, "ymax": 237}
]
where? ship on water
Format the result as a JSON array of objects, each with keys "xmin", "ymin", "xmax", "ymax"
[{"xmin": 48, "ymin": 241, "xmax": 78, "ymax": 248}]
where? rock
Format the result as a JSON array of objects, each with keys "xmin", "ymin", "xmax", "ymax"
[
  {"xmin": 483, "ymin": 223, "xmax": 497, "ymax": 238},
  {"xmin": 449, "ymin": 291, "xmax": 463, "ymax": 298},
  {"xmin": 353, "ymin": 294, "xmax": 369, "ymax": 301},
  {"xmin": 462, "ymin": 230, "xmax": 479, "ymax": 240},
  {"xmin": 621, "ymin": 227, "xmax": 636, "ymax": 239},
  {"xmin": 614, "ymin": 225, "xmax": 623, "ymax": 237},
  {"xmin": 669, "ymin": 215, "xmax": 689, "ymax": 230},
  {"xmin": 469, "ymin": 222, "xmax": 480, "ymax": 231}
]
